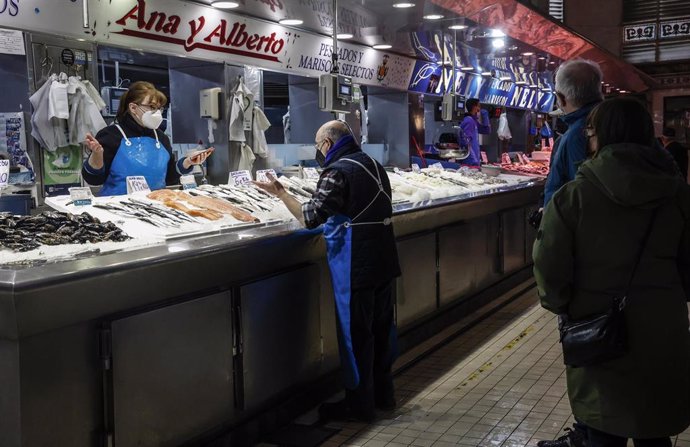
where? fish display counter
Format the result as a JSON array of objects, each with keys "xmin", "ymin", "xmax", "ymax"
[{"xmin": 0, "ymin": 172, "xmax": 542, "ymax": 447}]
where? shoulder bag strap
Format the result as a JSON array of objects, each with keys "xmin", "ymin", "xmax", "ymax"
[{"xmin": 620, "ymin": 207, "xmax": 659, "ymax": 309}]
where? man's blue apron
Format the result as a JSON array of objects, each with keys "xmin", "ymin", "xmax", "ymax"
[
  {"xmin": 100, "ymin": 125, "xmax": 169, "ymax": 196},
  {"xmin": 323, "ymin": 154, "xmax": 397, "ymax": 390}
]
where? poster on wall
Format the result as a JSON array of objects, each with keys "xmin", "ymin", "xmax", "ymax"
[
  {"xmin": 0, "ymin": 112, "xmax": 34, "ymax": 183},
  {"xmin": 42, "ymin": 145, "xmax": 82, "ymax": 196},
  {"xmin": 91, "ymin": 0, "xmax": 415, "ymax": 91}
]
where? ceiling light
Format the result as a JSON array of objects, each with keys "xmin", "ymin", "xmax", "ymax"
[
  {"xmin": 482, "ymin": 72, "xmax": 493, "ymax": 76},
  {"xmin": 279, "ymin": 19, "xmax": 303, "ymax": 25},
  {"xmin": 620, "ymin": 90, "xmax": 629, "ymax": 93},
  {"xmin": 491, "ymin": 38, "xmax": 505, "ymax": 49},
  {"xmin": 424, "ymin": 14, "xmax": 444, "ymax": 20},
  {"xmin": 490, "ymin": 29, "xmax": 506, "ymax": 37},
  {"xmin": 373, "ymin": 44, "xmax": 392, "ymax": 50},
  {"xmin": 392, "ymin": 2, "xmax": 415, "ymax": 8},
  {"xmin": 538, "ymin": 56, "xmax": 546, "ymax": 60},
  {"xmin": 522, "ymin": 52, "xmax": 534, "ymax": 56},
  {"xmin": 449, "ymin": 24, "xmax": 468, "ymax": 30},
  {"xmin": 337, "ymin": 33, "xmax": 353, "ymax": 39},
  {"xmin": 461, "ymin": 67, "xmax": 474, "ymax": 71},
  {"xmin": 211, "ymin": 1, "xmax": 240, "ymax": 8}
]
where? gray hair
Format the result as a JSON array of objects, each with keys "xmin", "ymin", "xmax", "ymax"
[
  {"xmin": 322, "ymin": 120, "xmax": 351, "ymax": 142},
  {"xmin": 555, "ymin": 59, "xmax": 604, "ymax": 108}
]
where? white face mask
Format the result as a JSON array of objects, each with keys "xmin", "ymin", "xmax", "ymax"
[{"xmin": 141, "ymin": 109, "xmax": 164, "ymax": 129}]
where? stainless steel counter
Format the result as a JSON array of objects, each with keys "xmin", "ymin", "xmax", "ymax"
[{"xmin": 0, "ymin": 181, "xmax": 542, "ymax": 447}]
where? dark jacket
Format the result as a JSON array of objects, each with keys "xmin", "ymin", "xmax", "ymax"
[
  {"xmin": 666, "ymin": 140, "xmax": 689, "ymax": 181},
  {"xmin": 324, "ymin": 141, "xmax": 401, "ymax": 289},
  {"xmin": 534, "ymin": 142, "xmax": 690, "ymax": 438},
  {"xmin": 543, "ymin": 102, "xmax": 599, "ymax": 206},
  {"xmin": 81, "ymin": 113, "xmax": 189, "ymax": 187}
]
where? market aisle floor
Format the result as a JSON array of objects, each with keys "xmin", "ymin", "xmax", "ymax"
[{"xmin": 283, "ymin": 285, "xmax": 690, "ymax": 447}]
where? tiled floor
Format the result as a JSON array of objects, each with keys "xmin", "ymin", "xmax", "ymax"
[{"xmin": 292, "ymin": 284, "xmax": 690, "ymax": 447}]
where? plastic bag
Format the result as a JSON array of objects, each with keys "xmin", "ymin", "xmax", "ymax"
[{"xmin": 497, "ymin": 112, "xmax": 512, "ymax": 141}]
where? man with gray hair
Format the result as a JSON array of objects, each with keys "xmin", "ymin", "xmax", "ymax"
[
  {"xmin": 543, "ymin": 59, "xmax": 603, "ymax": 207},
  {"xmin": 255, "ymin": 120, "xmax": 400, "ymax": 422}
]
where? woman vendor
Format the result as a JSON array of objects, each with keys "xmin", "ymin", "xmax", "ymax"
[{"xmin": 81, "ymin": 81, "xmax": 212, "ymax": 196}]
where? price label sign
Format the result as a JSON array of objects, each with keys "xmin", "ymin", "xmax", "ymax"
[
  {"xmin": 126, "ymin": 176, "xmax": 151, "ymax": 194},
  {"xmin": 256, "ymin": 169, "xmax": 277, "ymax": 183},
  {"xmin": 228, "ymin": 170, "xmax": 253, "ymax": 186},
  {"xmin": 411, "ymin": 163, "xmax": 421, "ymax": 173},
  {"xmin": 180, "ymin": 174, "xmax": 197, "ymax": 190},
  {"xmin": 501, "ymin": 153, "xmax": 512, "ymax": 164},
  {"xmin": 68, "ymin": 187, "xmax": 93, "ymax": 206},
  {"xmin": 480, "ymin": 151, "xmax": 489, "ymax": 164},
  {"xmin": 301, "ymin": 167, "xmax": 320, "ymax": 180},
  {"xmin": 0, "ymin": 159, "xmax": 9, "ymax": 188},
  {"xmin": 430, "ymin": 162, "xmax": 444, "ymax": 171}
]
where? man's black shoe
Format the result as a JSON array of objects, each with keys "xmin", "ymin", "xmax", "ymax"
[
  {"xmin": 318, "ymin": 400, "xmax": 374, "ymax": 423},
  {"xmin": 537, "ymin": 427, "xmax": 587, "ymax": 447}
]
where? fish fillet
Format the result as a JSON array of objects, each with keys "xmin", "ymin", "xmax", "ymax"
[
  {"xmin": 162, "ymin": 199, "xmax": 222, "ymax": 221},
  {"xmin": 176, "ymin": 192, "xmax": 258, "ymax": 223}
]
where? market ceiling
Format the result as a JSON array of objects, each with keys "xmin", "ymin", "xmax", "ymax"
[{"xmin": 189, "ymin": 0, "xmax": 652, "ymax": 93}]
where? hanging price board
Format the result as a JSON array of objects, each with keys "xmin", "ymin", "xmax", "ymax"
[
  {"xmin": 255, "ymin": 169, "xmax": 277, "ymax": 183},
  {"xmin": 228, "ymin": 170, "xmax": 253, "ymax": 186},
  {"xmin": 126, "ymin": 176, "xmax": 151, "ymax": 194}
]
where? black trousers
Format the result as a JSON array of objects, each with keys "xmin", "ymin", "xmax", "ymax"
[
  {"xmin": 345, "ymin": 280, "xmax": 396, "ymax": 418},
  {"xmin": 586, "ymin": 425, "xmax": 672, "ymax": 447}
]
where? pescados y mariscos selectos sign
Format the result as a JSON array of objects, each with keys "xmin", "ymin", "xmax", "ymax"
[{"xmin": 98, "ymin": 0, "xmax": 414, "ymax": 90}]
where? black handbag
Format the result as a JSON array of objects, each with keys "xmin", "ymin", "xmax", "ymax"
[{"xmin": 559, "ymin": 209, "xmax": 658, "ymax": 368}]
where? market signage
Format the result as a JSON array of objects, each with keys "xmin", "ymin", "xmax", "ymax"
[
  {"xmin": 0, "ymin": 0, "xmax": 84, "ymax": 39},
  {"xmin": 659, "ymin": 19, "xmax": 690, "ymax": 40},
  {"xmin": 94, "ymin": 0, "xmax": 415, "ymax": 91},
  {"xmin": 623, "ymin": 23, "xmax": 656, "ymax": 43}
]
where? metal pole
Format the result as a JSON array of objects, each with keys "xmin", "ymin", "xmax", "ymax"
[
  {"xmin": 331, "ymin": 0, "xmax": 339, "ymax": 73},
  {"xmin": 82, "ymin": 0, "xmax": 89, "ymax": 28},
  {"xmin": 115, "ymin": 61, "xmax": 120, "ymax": 87}
]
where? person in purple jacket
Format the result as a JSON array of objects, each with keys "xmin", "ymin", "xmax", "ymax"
[{"xmin": 459, "ymin": 98, "xmax": 491, "ymax": 166}]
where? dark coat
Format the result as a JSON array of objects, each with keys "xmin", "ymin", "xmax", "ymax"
[{"xmin": 533, "ymin": 143, "xmax": 690, "ymax": 438}]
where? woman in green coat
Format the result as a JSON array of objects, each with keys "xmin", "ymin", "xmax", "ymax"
[{"xmin": 534, "ymin": 97, "xmax": 690, "ymax": 447}]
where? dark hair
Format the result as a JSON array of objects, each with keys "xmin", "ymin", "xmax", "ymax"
[
  {"xmin": 586, "ymin": 98, "xmax": 655, "ymax": 152},
  {"xmin": 117, "ymin": 81, "xmax": 167, "ymax": 121},
  {"xmin": 465, "ymin": 98, "xmax": 480, "ymax": 113}
]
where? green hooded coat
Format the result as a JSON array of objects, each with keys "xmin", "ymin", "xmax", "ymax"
[{"xmin": 533, "ymin": 143, "xmax": 690, "ymax": 438}]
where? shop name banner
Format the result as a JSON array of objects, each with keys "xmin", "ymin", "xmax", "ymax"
[
  {"xmin": 0, "ymin": 0, "xmax": 84, "ymax": 39},
  {"xmin": 96, "ymin": 0, "xmax": 414, "ymax": 90}
]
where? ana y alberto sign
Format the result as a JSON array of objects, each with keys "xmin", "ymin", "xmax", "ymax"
[{"xmin": 95, "ymin": 0, "xmax": 414, "ymax": 90}]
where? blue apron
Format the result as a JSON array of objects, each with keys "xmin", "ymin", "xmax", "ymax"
[
  {"xmin": 324, "ymin": 155, "xmax": 397, "ymax": 390},
  {"xmin": 100, "ymin": 125, "xmax": 169, "ymax": 196}
]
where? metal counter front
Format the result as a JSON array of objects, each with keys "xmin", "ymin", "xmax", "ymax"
[{"xmin": 0, "ymin": 182, "xmax": 541, "ymax": 447}]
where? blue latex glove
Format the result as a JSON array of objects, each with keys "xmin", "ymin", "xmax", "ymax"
[{"xmin": 540, "ymin": 123, "xmax": 553, "ymax": 138}]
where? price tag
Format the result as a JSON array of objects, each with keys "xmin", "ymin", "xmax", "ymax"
[
  {"xmin": 430, "ymin": 162, "xmax": 444, "ymax": 171},
  {"xmin": 126, "ymin": 176, "xmax": 151, "ymax": 194},
  {"xmin": 180, "ymin": 174, "xmax": 197, "ymax": 190},
  {"xmin": 68, "ymin": 187, "xmax": 93, "ymax": 206},
  {"xmin": 411, "ymin": 163, "xmax": 421, "ymax": 173},
  {"xmin": 301, "ymin": 167, "xmax": 320, "ymax": 180},
  {"xmin": 501, "ymin": 153, "xmax": 512, "ymax": 164},
  {"xmin": 229, "ymin": 170, "xmax": 253, "ymax": 186},
  {"xmin": 517, "ymin": 153, "xmax": 529, "ymax": 165},
  {"xmin": 256, "ymin": 169, "xmax": 277, "ymax": 183},
  {"xmin": 480, "ymin": 151, "xmax": 489, "ymax": 164},
  {"xmin": 0, "ymin": 159, "xmax": 9, "ymax": 188}
]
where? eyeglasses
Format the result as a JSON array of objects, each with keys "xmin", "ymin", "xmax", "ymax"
[
  {"xmin": 136, "ymin": 103, "xmax": 164, "ymax": 113},
  {"xmin": 314, "ymin": 138, "xmax": 330, "ymax": 151}
]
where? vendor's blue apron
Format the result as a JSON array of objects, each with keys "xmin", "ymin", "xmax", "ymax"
[
  {"xmin": 100, "ymin": 125, "xmax": 169, "ymax": 196},
  {"xmin": 324, "ymin": 154, "xmax": 397, "ymax": 389}
]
